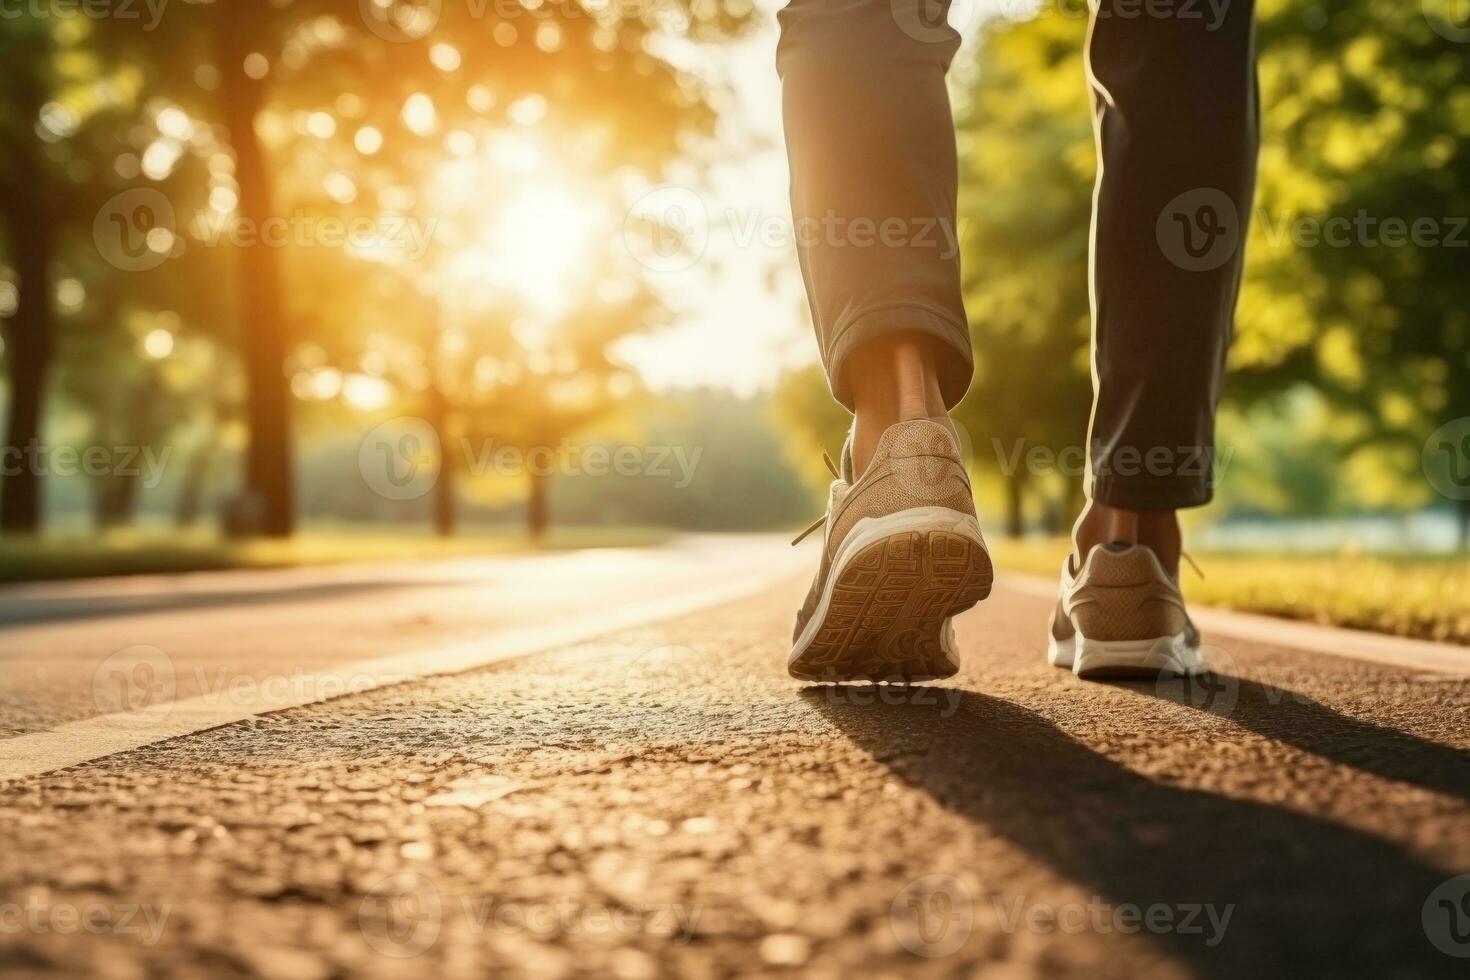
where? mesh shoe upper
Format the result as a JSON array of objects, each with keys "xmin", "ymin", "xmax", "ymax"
[
  {"xmin": 1059, "ymin": 543, "xmax": 1198, "ymax": 644},
  {"xmin": 792, "ymin": 419, "xmax": 976, "ymax": 642}
]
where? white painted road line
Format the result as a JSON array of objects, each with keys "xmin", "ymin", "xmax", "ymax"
[
  {"xmin": 1000, "ymin": 572, "xmax": 1470, "ymax": 675},
  {"xmin": 0, "ymin": 570, "xmax": 797, "ymax": 783}
]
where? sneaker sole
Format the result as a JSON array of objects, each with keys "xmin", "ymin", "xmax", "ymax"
[
  {"xmin": 789, "ymin": 509, "xmax": 993, "ymax": 683},
  {"xmin": 1063, "ymin": 633, "xmax": 1203, "ymax": 679}
]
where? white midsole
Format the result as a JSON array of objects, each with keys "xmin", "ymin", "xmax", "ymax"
[
  {"xmin": 1066, "ymin": 633, "xmax": 1203, "ymax": 676},
  {"xmin": 789, "ymin": 507, "xmax": 986, "ymax": 667},
  {"xmin": 1047, "ymin": 633, "xmax": 1076, "ymax": 669}
]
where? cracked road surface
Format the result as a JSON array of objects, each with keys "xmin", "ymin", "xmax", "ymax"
[{"xmin": 2, "ymin": 538, "xmax": 1469, "ymax": 978}]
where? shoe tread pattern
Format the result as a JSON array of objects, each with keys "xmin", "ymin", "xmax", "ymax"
[{"xmin": 790, "ymin": 530, "xmax": 992, "ymax": 682}]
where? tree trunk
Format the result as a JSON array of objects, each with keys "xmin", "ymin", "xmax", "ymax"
[
  {"xmin": 1040, "ymin": 493, "xmax": 1066, "ymax": 536},
  {"xmin": 175, "ymin": 437, "xmax": 218, "ymax": 528},
  {"xmin": 527, "ymin": 470, "xmax": 549, "ymax": 539},
  {"xmin": 1005, "ymin": 469, "xmax": 1026, "ymax": 539},
  {"xmin": 0, "ymin": 67, "xmax": 52, "ymax": 535},
  {"xmin": 93, "ymin": 472, "xmax": 140, "ymax": 531},
  {"xmin": 423, "ymin": 311, "xmax": 455, "ymax": 538},
  {"xmin": 1459, "ymin": 497, "xmax": 1470, "ymax": 552},
  {"xmin": 217, "ymin": 24, "xmax": 294, "ymax": 537},
  {"xmin": 427, "ymin": 385, "xmax": 455, "ymax": 538}
]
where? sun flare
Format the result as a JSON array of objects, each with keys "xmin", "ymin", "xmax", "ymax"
[{"xmin": 445, "ymin": 183, "xmax": 601, "ymax": 320}]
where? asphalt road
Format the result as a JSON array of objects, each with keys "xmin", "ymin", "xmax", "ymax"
[{"xmin": 2, "ymin": 537, "xmax": 1469, "ymax": 978}]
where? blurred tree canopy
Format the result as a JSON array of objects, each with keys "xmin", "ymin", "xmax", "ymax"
[
  {"xmin": 0, "ymin": 0, "xmax": 758, "ymax": 537},
  {"xmin": 951, "ymin": 10, "xmax": 1093, "ymax": 537},
  {"xmin": 1241, "ymin": 0, "xmax": 1470, "ymax": 539}
]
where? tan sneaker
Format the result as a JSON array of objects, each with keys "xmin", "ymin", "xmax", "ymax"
[
  {"xmin": 788, "ymin": 419, "xmax": 993, "ymax": 682},
  {"xmin": 1047, "ymin": 543, "xmax": 1203, "ymax": 679}
]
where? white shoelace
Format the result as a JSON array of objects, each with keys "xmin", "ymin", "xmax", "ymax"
[{"xmin": 790, "ymin": 451, "xmax": 841, "ymax": 546}]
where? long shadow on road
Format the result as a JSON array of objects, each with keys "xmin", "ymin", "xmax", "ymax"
[
  {"xmin": 1146, "ymin": 676, "xmax": 1470, "ymax": 805},
  {"xmin": 801, "ymin": 686, "xmax": 1462, "ymax": 979}
]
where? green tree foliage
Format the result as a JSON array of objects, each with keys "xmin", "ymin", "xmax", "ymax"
[
  {"xmin": 1240, "ymin": 0, "xmax": 1470, "ymax": 541},
  {"xmin": 951, "ymin": 11, "xmax": 1093, "ymax": 536},
  {"xmin": 776, "ymin": 1, "xmax": 1470, "ymax": 542},
  {"xmin": 770, "ymin": 363, "xmax": 851, "ymax": 496}
]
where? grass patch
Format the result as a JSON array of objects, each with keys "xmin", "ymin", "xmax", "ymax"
[
  {"xmin": 990, "ymin": 537, "xmax": 1470, "ymax": 647},
  {"xmin": 0, "ymin": 523, "xmax": 674, "ymax": 584}
]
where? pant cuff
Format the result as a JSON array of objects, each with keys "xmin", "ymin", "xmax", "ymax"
[
  {"xmin": 826, "ymin": 304, "xmax": 973, "ymax": 412},
  {"xmin": 1089, "ymin": 474, "xmax": 1213, "ymax": 511}
]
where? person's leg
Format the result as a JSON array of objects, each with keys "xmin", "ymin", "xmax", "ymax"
[
  {"xmin": 1074, "ymin": 0, "xmax": 1260, "ymax": 574},
  {"xmin": 847, "ymin": 334, "xmax": 956, "ymax": 475},
  {"xmin": 1050, "ymin": 0, "xmax": 1259, "ymax": 679},
  {"xmin": 779, "ymin": 0, "xmax": 991, "ymax": 682},
  {"xmin": 776, "ymin": 0, "xmax": 971, "ymax": 477}
]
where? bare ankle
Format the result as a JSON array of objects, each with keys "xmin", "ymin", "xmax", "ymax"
[
  {"xmin": 1073, "ymin": 503, "xmax": 1181, "ymax": 576},
  {"xmin": 848, "ymin": 335, "xmax": 949, "ymax": 475}
]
